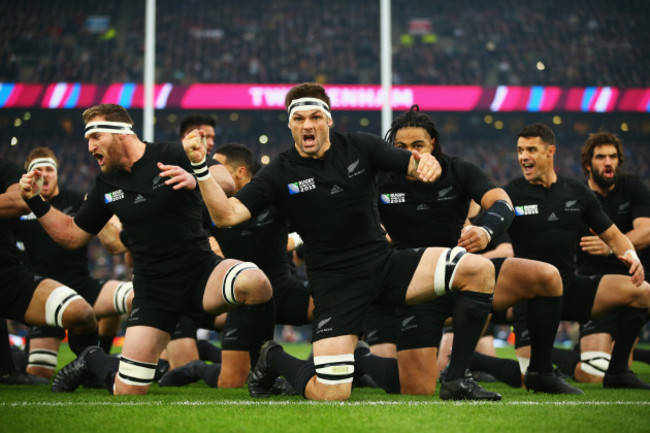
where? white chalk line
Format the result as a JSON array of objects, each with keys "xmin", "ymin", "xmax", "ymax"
[{"xmin": 2, "ymin": 400, "xmax": 649, "ymax": 408}]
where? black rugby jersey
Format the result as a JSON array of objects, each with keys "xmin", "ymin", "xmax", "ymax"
[
  {"xmin": 576, "ymin": 174, "xmax": 650, "ymax": 276},
  {"xmin": 504, "ymin": 175, "xmax": 613, "ymax": 278},
  {"xmin": 204, "ymin": 203, "xmax": 292, "ymax": 283},
  {"xmin": 74, "ymin": 142, "xmax": 214, "ymax": 280},
  {"xmin": 235, "ymin": 131, "xmax": 412, "ymax": 271},
  {"xmin": 378, "ymin": 154, "xmax": 496, "ymax": 249},
  {"xmin": 0, "ymin": 160, "xmax": 24, "ymax": 267},
  {"xmin": 14, "ymin": 189, "xmax": 89, "ymax": 282}
]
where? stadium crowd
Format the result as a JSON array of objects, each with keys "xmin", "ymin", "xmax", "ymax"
[{"xmin": 1, "ymin": 0, "xmax": 649, "ymax": 86}]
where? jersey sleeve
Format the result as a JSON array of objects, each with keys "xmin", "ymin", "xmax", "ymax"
[
  {"xmin": 235, "ymin": 163, "xmax": 277, "ymax": 216},
  {"xmin": 582, "ymin": 184, "xmax": 614, "ymax": 234},
  {"xmin": 356, "ymin": 132, "xmax": 412, "ymax": 174},
  {"xmin": 73, "ymin": 182, "xmax": 114, "ymax": 235},
  {"xmin": 454, "ymin": 158, "xmax": 497, "ymax": 202}
]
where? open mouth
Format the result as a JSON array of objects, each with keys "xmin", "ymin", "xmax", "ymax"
[
  {"xmin": 522, "ymin": 162, "xmax": 534, "ymax": 174},
  {"xmin": 94, "ymin": 153, "xmax": 105, "ymax": 166},
  {"xmin": 303, "ymin": 134, "xmax": 315, "ymax": 145}
]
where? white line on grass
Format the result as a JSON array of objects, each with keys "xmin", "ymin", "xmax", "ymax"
[{"xmin": 3, "ymin": 400, "xmax": 649, "ymax": 407}]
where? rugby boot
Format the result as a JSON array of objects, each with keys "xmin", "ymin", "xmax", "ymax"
[
  {"xmin": 158, "ymin": 360, "xmax": 204, "ymax": 387},
  {"xmin": 440, "ymin": 369, "xmax": 502, "ymax": 401},
  {"xmin": 51, "ymin": 345, "xmax": 101, "ymax": 392},
  {"xmin": 524, "ymin": 370, "xmax": 584, "ymax": 394},
  {"xmin": 248, "ymin": 340, "xmax": 281, "ymax": 398},
  {"xmin": 603, "ymin": 370, "xmax": 650, "ymax": 390},
  {"xmin": 0, "ymin": 371, "xmax": 49, "ymax": 385},
  {"xmin": 270, "ymin": 376, "xmax": 298, "ymax": 396}
]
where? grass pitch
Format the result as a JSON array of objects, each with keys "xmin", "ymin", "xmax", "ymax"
[{"xmin": 1, "ymin": 343, "xmax": 649, "ymax": 433}]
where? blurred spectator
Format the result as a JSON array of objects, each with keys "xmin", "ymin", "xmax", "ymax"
[{"xmin": 1, "ymin": 0, "xmax": 649, "ymax": 86}]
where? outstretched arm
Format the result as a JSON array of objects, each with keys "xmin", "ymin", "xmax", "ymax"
[
  {"xmin": 0, "ymin": 183, "xmax": 30, "ymax": 218},
  {"xmin": 20, "ymin": 169, "xmax": 94, "ymax": 250},
  {"xmin": 406, "ymin": 151, "xmax": 441, "ymax": 183},
  {"xmin": 183, "ymin": 129, "xmax": 251, "ymax": 227}
]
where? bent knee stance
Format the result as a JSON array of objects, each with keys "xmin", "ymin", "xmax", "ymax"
[
  {"xmin": 433, "ymin": 247, "xmax": 468, "ymax": 296},
  {"xmin": 580, "ymin": 351, "xmax": 610, "ymax": 377},
  {"xmin": 45, "ymin": 286, "xmax": 87, "ymax": 328},
  {"xmin": 314, "ymin": 354, "xmax": 355, "ymax": 385},
  {"xmin": 223, "ymin": 262, "xmax": 271, "ymax": 306},
  {"xmin": 113, "ymin": 282, "xmax": 134, "ymax": 314}
]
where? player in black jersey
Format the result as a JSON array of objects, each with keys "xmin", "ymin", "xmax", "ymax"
[
  {"xmin": 505, "ymin": 123, "xmax": 650, "ymax": 390},
  {"xmin": 160, "ymin": 142, "xmax": 312, "ymax": 391},
  {"xmin": 15, "ymin": 147, "xmax": 134, "ymax": 380},
  {"xmin": 551, "ymin": 131, "xmax": 650, "ymax": 384},
  {"xmin": 185, "ymin": 83, "xmax": 499, "ymax": 402},
  {"xmin": 180, "ymin": 114, "xmax": 217, "ymax": 157},
  {"xmin": 19, "ymin": 103, "xmax": 272, "ymax": 396},
  {"xmin": 0, "ymin": 160, "xmax": 97, "ymax": 371},
  {"xmin": 354, "ymin": 106, "xmax": 580, "ymax": 395}
]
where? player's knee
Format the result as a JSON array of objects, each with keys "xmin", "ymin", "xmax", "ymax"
[
  {"xmin": 536, "ymin": 263, "xmax": 562, "ymax": 297},
  {"xmin": 632, "ymin": 282, "xmax": 650, "ymax": 308},
  {"xmin": 114, "ymin": 356, "xmax": 157, "ymax": 395},
  {"xmin": 62, "ymin": 299, "xmax": 97, "ymax": 333},
  {"xmin": 454, "ymin": 254, "xmax": 494, "ymax": 295},
  {"xmin": 400, "ymin": 380, "xmax": 437, "ymax": 395},
  {"xmin": 45, "ymin": 286, "xmax": 95, "ymax": 330},
  {"xmin": 310, "ymin": 354, "xmax": 354, "ymax": 401},
  {"xmin": 217, "ymin": 372, "xmax": 247, "ymax": 388},
  {"xmin": 112, "ymin": 281, "xmax": 134, "ymax": 315},
  {"xmin": 229, "ymin": 264, "xmax": 272, "ymax": 306}
]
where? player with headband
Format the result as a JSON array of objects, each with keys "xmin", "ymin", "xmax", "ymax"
[
  {"xmin": 14, "ymin": 146, "xmax": 136, "ymax": 382},
  {"xmin": 20, "ymin": 103, "xmax": 272, "ymax": 396},
  {"xmin": 184, "ymin": 82, "xmax": 501, "ymax": 402}
]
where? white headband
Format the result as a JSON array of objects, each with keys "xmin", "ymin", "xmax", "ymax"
[
  {"xmin": 27, "ymin": 157, "xmax": 58, "ymax": 173},
  {"xmin": 287, "ymin": 97, "xmax": 332, "ymax": 120},
  {"xmin": 84, "ymin": 121, "xmax": 135, "ymax": 138}
]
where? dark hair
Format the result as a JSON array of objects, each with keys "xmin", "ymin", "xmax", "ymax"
[
  {"xmin": 179, "ymin": 114, "xmax": 216, "ymax": 138},
  {"xmin": 25, "ymin": 146, "xmax": 58, "ymax": 170},
  {"xmin": 82, "ymin": 104, "xmax": 134, "ymax": 125},
  {"xmin": 580, "ymin": 131, "xmax": 624, "ymax": 176},
  {"xmin": 284, "ymin": 82, "xmax": 331, "ymax": 110},
  {"xmin": 214, "ymin": 142, "xmax": 255, "ymax": 174},
  {"xmin": 518, "ymin": 123, "xmax": 556, "ymax": 146},
  {"xmin": 384, "ymin": 105, "xmax": 442, "ymax": 160}
]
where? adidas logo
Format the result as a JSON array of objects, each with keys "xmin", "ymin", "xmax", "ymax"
[
  {"xmin": 134, "ymin": 194, "xmax": 146, "ymax": 204},
  {"xmin": 547, "ymin": 212, "xmax": 559, "ymax": 222},
  {"xmin": 331, "ymin": 185, "xmax": 344, "ymax": 195},
  {"xmin": 416, "ymin": 203, "xmax": 430, "ymax": 211}
]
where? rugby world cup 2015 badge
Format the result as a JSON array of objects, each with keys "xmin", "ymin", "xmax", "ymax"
[
  {"xmin": 288, "ymin": 178, "xmax": 316, "ymax": 195},
  {"xmin": 104, "ymin": 189, "xmax": 125, "ymax": 203},
  {"xmin": 380, "ymin": 193, "xmax": 406, "ymax": 204}
]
